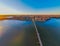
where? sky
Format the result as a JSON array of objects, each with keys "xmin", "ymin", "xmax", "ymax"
[{"xmin": 0, "ymin": 0, "xmax": 60, "ymax": 14}]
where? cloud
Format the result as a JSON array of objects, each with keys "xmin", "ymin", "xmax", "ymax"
[
  {"xmin": 0, "ymin": 1, "xmax": 60, "ymax": 15},
  {"xmin": 0, "ymin": 2, "xmax": 20, "ymax": 14}
]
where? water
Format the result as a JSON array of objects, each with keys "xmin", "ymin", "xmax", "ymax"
[
  {"xmin": 36, "ymin": 18, "xmax": 60, "ymax": 46},
  {"xmin": 0, "ymin": 20, "xmax": 39, "ymax": 46},
  {"xmin": 0, "ymin": 18, "xmax": 60, "ymax": 46}
]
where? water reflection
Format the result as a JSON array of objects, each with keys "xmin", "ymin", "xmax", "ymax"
[
  {"xmin": 0, "ymin": 20, "xmax": 33, "ymax": 46},
  {"xmin": 36, "ymin": 18, "xmax": 60, "ymax": 46},
  {"xmin": 0, "ymin": 18, "xmax": 60, "ymax": 46}
]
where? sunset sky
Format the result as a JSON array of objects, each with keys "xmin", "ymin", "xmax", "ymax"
[{"xmin": 0, "ymin": 0, "xmax": 60, "ymax": 14}]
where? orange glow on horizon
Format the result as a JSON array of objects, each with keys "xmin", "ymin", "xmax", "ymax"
[
  {"xmin": 0, "ymin": 15, "xmax": 60, "ymax": 20},
  {"xmin": 0, "ymin": 16, "xmax": 7, "ymax": 20},
  {"xmin": 0, "ymin": 15, "xmax": 10, "ymax": 20}
]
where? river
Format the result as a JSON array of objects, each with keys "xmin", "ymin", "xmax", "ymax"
[{"xmin": 0, "ymin": 18, "xmax": 60, "ymax": 46}]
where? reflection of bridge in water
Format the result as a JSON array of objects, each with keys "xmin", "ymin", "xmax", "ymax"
[{"xmin": 0, "ymin": 15, "xmax": 60, "ymax": 46}]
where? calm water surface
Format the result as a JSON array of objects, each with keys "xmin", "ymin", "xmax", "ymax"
[
  {"xmin": 0, "ymin": 18, "xmax": 60, "ymax": 46},
  {"xmin": 36, "ymin": 18, "xmax": 60, "ymax": 46}
]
